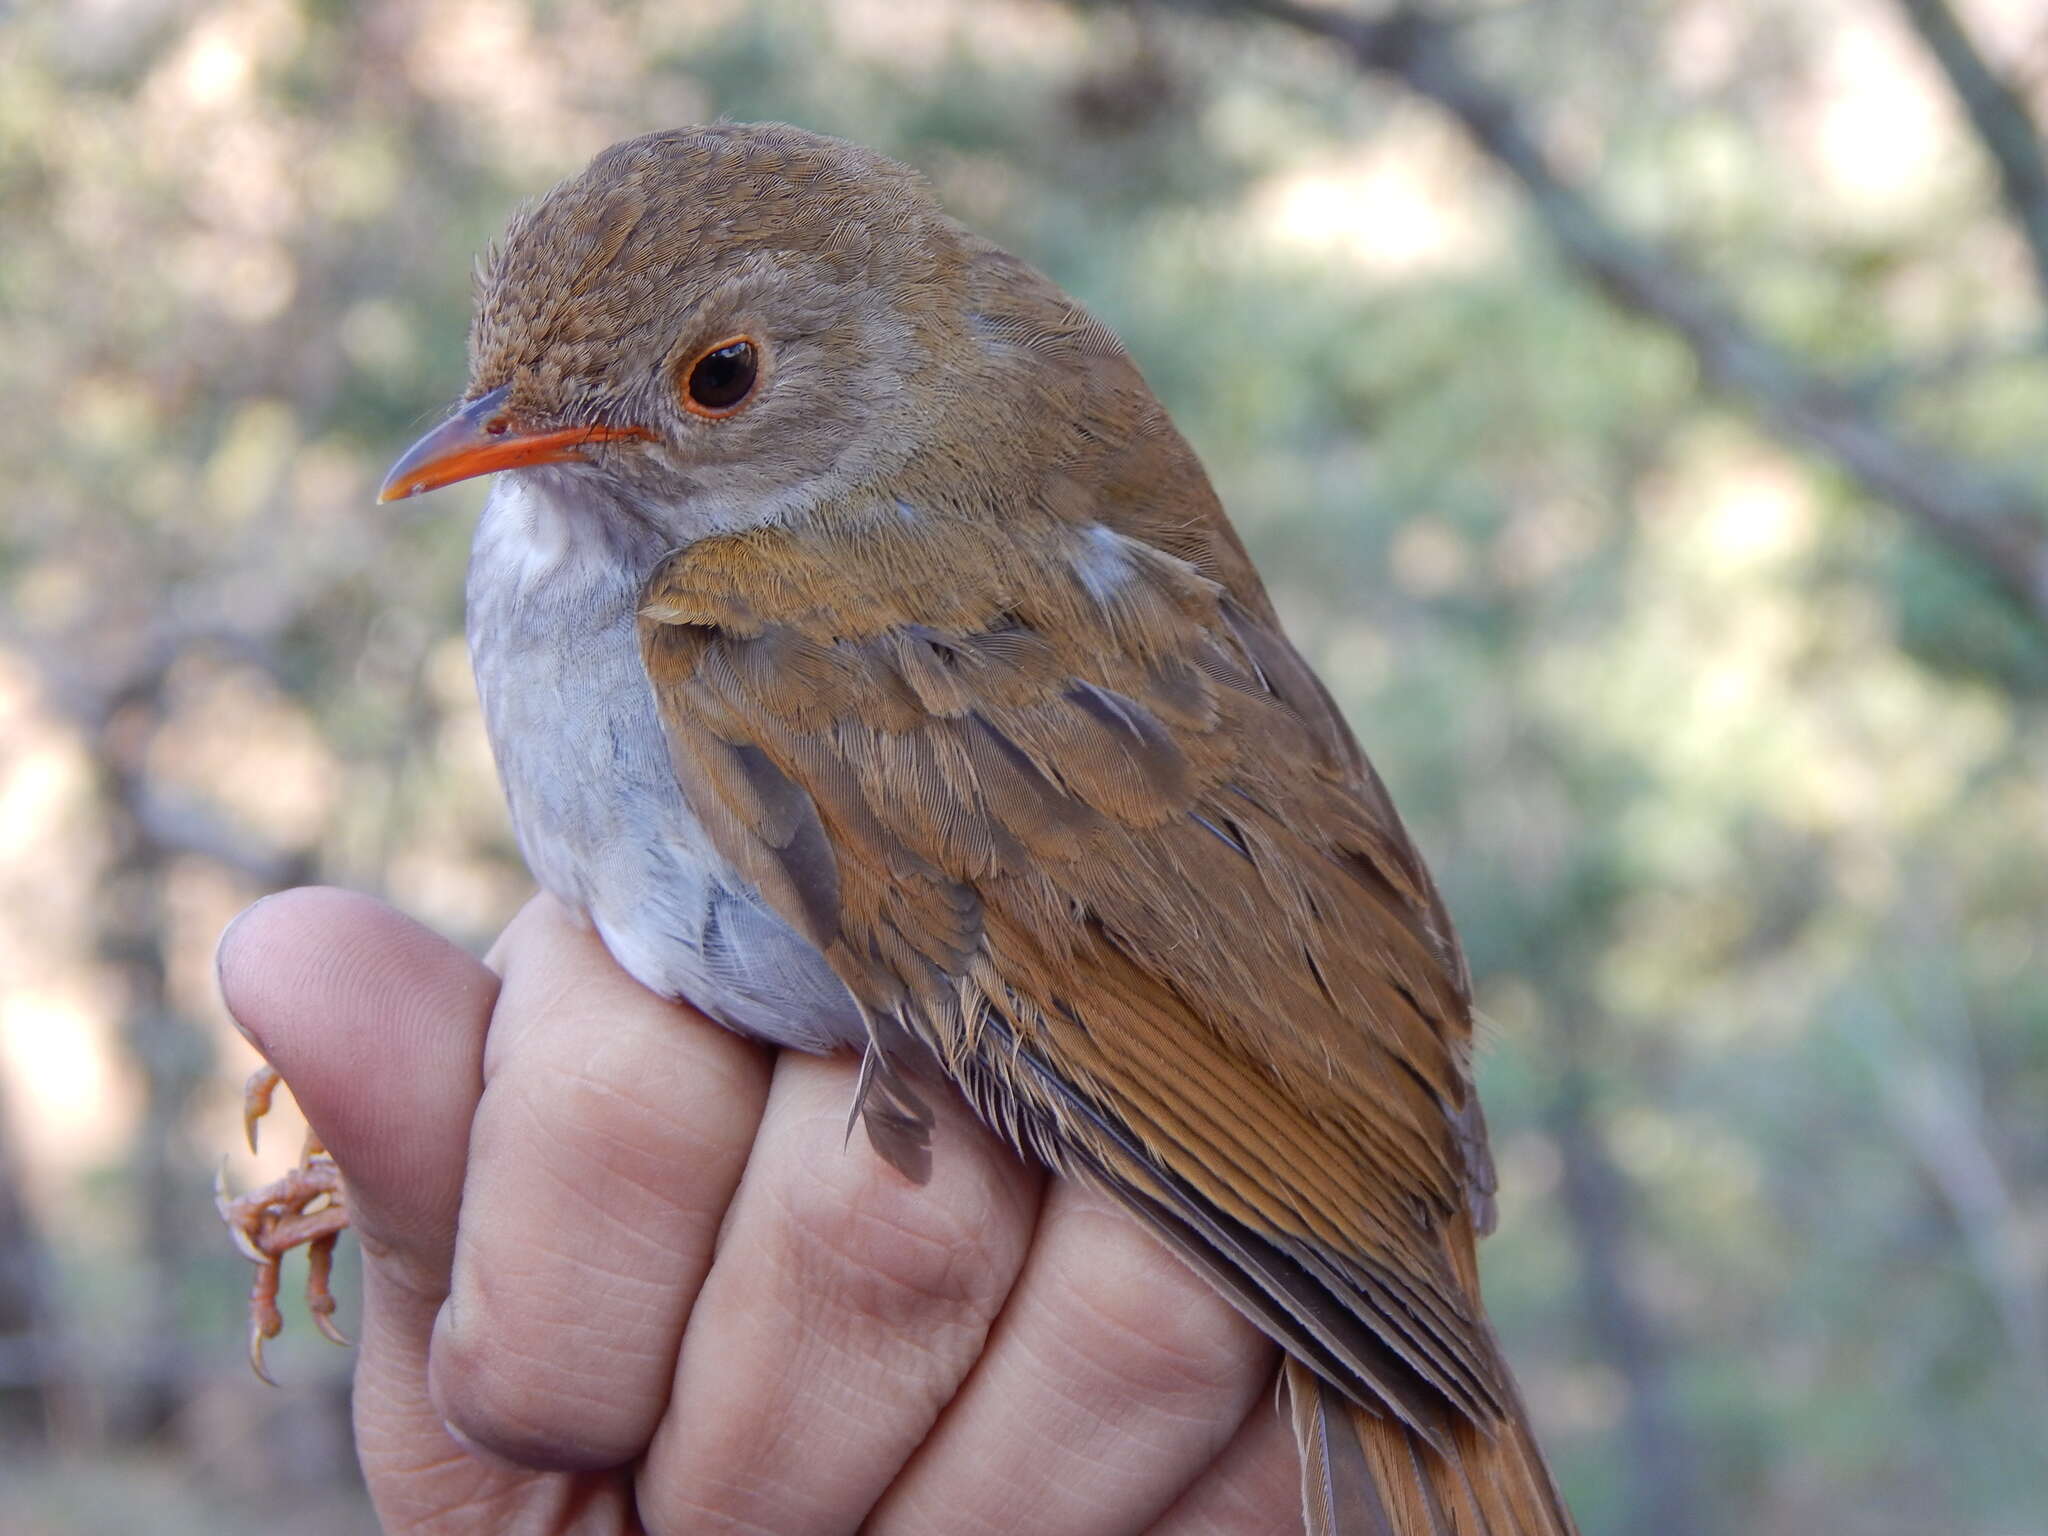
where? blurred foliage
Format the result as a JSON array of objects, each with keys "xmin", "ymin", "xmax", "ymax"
[{"xmin": 2, "ymin": 1, "xmax": 2047, "ymax": 1533}]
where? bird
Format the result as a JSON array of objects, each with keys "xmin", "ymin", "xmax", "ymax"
[{"xmin": 236, "ymin": 122, "xmax": 1578, "ymax": 1535}]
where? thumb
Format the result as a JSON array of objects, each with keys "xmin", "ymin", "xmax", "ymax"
[
  {"xmin": 218, "ymin": 887, "xmax": 542, "ymax": 1525},
  {"xmin": 217, "ymin": 885, "xmax": 497, "ymax": 1287}
]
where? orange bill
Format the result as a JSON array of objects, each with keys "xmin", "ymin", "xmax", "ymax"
[{"xmin": 377, "ymin": 385, "xmax": 650, "ymax": 502}]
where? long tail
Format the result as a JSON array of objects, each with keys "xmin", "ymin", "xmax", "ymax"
[
  {"xmin": 958, "ymin": 1017, "xmax": 1576, "ymax": 1531},
  {"xmin": 1286, "ymin": 1355, "xmax": 1577, "ymax": 1536}
]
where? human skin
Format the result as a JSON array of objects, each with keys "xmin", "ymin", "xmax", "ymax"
[{"xmin": 216, "ymin": 885, "xmax": 1302, "ymax": 1535}]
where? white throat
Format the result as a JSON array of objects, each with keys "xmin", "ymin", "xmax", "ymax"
[{"xmin": 472, "ymin": 470, "xmax": 668, "ymax": 603}]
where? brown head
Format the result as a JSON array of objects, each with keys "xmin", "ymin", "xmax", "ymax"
[{"xmin": 379, "ymin": 124, "xmax": 993, "ymax": 530}]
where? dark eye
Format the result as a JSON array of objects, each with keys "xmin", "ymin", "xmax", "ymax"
[{"xmin": 682, "ymin": 337, "xmax": 759, "ymax": 417}]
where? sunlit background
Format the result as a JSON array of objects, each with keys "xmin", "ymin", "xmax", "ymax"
[{"xmin": 3, "ymin": 1, "xmax": 2047, "ymax": 1532}]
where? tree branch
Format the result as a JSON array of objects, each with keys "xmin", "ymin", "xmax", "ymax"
[
  {"xmin": 1169, "ymin": 0, "xmax": 2048, "ymax": 629},
  {"xmin": 1895, "ymin": 0, "xmax": 2048, "ymax": 312}
]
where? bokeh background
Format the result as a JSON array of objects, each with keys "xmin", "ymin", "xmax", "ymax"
[{"xmin": 3, "ymin": 0, "xmax": 2047, "ymax": 1531}]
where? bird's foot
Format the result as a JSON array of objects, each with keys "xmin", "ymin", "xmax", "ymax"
[{"xmin": 216, "ymin": 1064, "xmax": 352, "ymax": 1383}]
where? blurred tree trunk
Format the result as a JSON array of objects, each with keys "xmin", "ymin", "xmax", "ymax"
[
  {"xmin": 0, "ymin": 1078, "xmax": 54, "ymax": 1444},
  {"xmin": 1548, "ymin": 1003, "xmax": 1701, "ymax": 1536},
  {"xmin": 96, "ymin": 697, "xmax": 217, "ymax": 1438}
]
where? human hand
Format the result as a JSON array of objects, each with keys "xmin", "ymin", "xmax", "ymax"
[{"xmin": 216, "ymin": 887, "xmax": 1298, "ymax": 1534}]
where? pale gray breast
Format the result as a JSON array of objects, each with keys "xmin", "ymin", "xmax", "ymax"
[{"xmin": 464, "ymin": 473, "xmax": 865, "ymax": 1052}]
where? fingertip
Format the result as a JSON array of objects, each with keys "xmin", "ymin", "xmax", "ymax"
[
  {"xmin": 430, "ymin": 1314, "xmax": 643, "ymax": 1472},
  {"xmin": 213, "ymin": 886, "xmax": 501, "ymax": 1259},
  {"xmin": 215, "ymin": 887, "xmax": 306, "ymax": 1053},
  {"xmin": 217, "ymin": 886, "xmax": 464, "ymax": 1057},
  {"xmin": 480, "ymin": 888, "xmax": 583, "ymax": 973},
  {"xmin": 214, "ymin": 893, "xmax": 268, "ymax": 1041}
]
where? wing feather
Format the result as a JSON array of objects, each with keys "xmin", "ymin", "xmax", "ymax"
[{"xmin": 637, "ymin": 511, "xmax": 1513, "ymax": 1441}]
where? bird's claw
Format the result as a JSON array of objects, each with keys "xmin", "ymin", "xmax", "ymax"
[
  {"xmin": 307, "ymin": 1230, "xmax": 351, "ymax": 1347},
  {"xmin": 248, "ymin": 1311, "xmax": 281, "ymax": 1387},
  {"xmin": 215, "ymin": 1161, "xmax": 270, "ymax": 1265},
  {"xmin": 243, "ymin": 1063, "xmax": 280, "ymax": 1154},
  {"xmin": 219, "ymin": 1066, "xmax": 351, "ymax": 1382}
]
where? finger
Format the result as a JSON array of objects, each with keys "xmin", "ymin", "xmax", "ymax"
[
  {"xmin": 867, "ymin": 1180, "xmax": 1275, "ymax": 1536},
  {"xmin": 637, "ymin": 1049, "xmax": 1042, "ymax": 1536},
  {"xmin": 217, "ymin": 887, "xmax": 495, "ymax": 1313},
  {"xmin": 217, "ymin": 887, "xmax": 621, "ymax": 1531},
  {"xmin": 428, "ymin": 895, "xmax": 774, "ymax": 1470},
  {"xmin": 1146, "ymin": 1378, "xmax": 1302, "ymax": 1535}
]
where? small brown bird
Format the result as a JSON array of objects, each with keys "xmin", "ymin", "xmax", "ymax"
[{"xmin": 250, "ymin": 123, "xmax": 1578, "ymax": 1535}]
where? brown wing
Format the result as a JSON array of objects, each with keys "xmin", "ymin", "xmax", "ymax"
[{"xmin": 637, "ymin": 500, "xmax": 1516, "ymax": 1449}]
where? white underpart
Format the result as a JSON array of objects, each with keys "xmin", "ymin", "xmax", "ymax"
[
  {"xmin": 487, "ymin": 470, "xmax": 613, "ymax": 586},
  {"xmin": 465, "ymin": 472, "xmax": 865, "ymax": 1052}
]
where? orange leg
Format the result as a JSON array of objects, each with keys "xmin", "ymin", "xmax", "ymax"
[{"xmin": 216, "ymin": 1064, "xmax": 352, "ymax": 1382}]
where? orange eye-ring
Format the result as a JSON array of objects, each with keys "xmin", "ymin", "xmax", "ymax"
[{"xmin": 680, "ymin": 336, "xmax": 760, "ymax": 418}]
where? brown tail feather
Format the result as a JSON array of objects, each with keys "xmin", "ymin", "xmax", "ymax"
[
  {"xmin": 1289, "ymin": 1359, "xmax": 1400, "ymax": 1536},
  {"xmin": 1288, "ymin": 1357, "xmax": 1578, "ymax": 1536},
  {"xmin": 968, "ymin": 1029, "xmax": 1576, "ymax": 1532}
]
